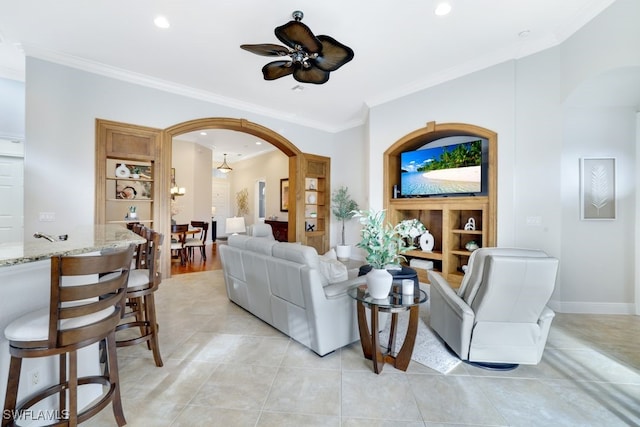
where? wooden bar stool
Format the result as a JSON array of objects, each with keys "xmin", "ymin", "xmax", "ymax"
[
  {"xmin": 2, "ymin": 245, "xmax": 135, "ymax": 427},
  {"xmin": 116, "ymin": 227, "xmax": 164, "ymax": 367}
]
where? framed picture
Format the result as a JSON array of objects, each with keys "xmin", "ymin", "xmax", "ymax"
[
  {"xmin": 116, "ymin": 180, "xmax": 152, "ymax": 200},
  {"xmin": 580, "ymin": 157, "xmax": 616, "ymax": 220},
  {"xmin": 280, "ymin": 178, "xmax": 289, "ymax": 212}
]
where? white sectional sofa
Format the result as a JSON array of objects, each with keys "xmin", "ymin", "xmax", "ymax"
[{"xmin": 219, "ymin": 234, "xmax": 366, "ymax": 356}]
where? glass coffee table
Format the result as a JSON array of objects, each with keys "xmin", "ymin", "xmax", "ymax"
[{"xmin": 348, "ymin": 283, "xmax": 428, "ymax": 374}]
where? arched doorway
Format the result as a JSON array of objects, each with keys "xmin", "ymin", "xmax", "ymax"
[{"xmin": 161, "ymin": 118, "xmax": 303, "ymax": 274}]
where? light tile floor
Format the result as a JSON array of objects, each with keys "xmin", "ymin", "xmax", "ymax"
[{"xmin": 86, "ymin": 270, "xmax": 640, "ymax": 426}]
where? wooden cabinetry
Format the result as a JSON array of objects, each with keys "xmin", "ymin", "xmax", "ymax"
[
  {"xmin": 265, "ymin": 220, "xmax": 288, "ymax": 242},
  {"xmin": 296, "ymin": 154, "xmax": 330, "ymax": 254},
  {"xmin": 95, "ymin": 119, "xmax": 163, "ymax": 230},
  {"xmin": 389, "ymin": 199, "xmax": 492, "ymax": 286},
  {"xmin": 384, "ymin": 122, "xmax": 497, "ymax": 287}
]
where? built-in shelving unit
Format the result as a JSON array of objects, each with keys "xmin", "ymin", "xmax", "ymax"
[
  {"xmin": 297, "ymin": 153, "xmax": 330, "ymax": 254},
  {"xmin": 105, "ymin": 159, "xmax": 154, "ymax": 225},
  {"xmin": 95, "ymin": 119, "xmax": 162, "ymax": 231},
  {"xmin": 384, "ymin": 122, "xmax": 497, "ymax": 287}
]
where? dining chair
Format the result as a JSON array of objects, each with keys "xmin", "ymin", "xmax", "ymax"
[
  {"xmin": 185, "ymin": 220, "xmax": 209, "ymax": 261},
  {"xmin": 170, "ymin": 224, "xmax": 188, "ymax": 266}
]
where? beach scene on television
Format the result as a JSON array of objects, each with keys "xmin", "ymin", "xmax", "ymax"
[{"xmin": 401, "ymin": 140, "xmax": 482, "ymax": 196}]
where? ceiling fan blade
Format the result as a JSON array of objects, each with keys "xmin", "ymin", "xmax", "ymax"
[
  {"xmin": 262, "ymin": 60, "xmax": 295, "ymax": 81},
  {"xmin": 240, "ymin": 44, "xmax": 290, "ymax": 57},
  {"xmin": 293, "ymin": 66, "xmax": 330, "ymax": 85},
  {"xmin": 275, "ymin": 20, "xmax": 322, "ymax": 53},
  {"xmin": 313, "ymin": 35, "xmax": 355, "ymax": 72}
]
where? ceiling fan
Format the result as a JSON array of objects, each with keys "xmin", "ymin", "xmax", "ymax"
[{"xmin": 240, "ymin": 10, "xmax": 354, "ymax": 85}]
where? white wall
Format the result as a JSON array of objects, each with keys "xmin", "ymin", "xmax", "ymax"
[
  {"xmin": 368, "ymin": 61, "xmax": 518, "ymax": 245},
  {"xmin": 171, "ymin": 138, "xmax": 212, "ymax": 226},
  {"xmin": 560, "ymin": 106, "xmax": 637, "ymax": 313},
  {"xmin": 328, "ymin": 125, "xmax": 368, "ymax": 249},
  {"xmin": 0, "ymin": 77, "xmax": 24, "ymax": 140},
  {"xmin": 227, "ymin": 150, "xmax": 289, "ymax": 227}
]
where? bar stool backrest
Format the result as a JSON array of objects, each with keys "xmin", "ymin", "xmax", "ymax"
[
  {"xmin": 132, "ymin": 226, "xmax": 151, "ymax": 269},
  {"xmin": 42, "ymin": 245, "xmax": 135, "ymax": 350},
  {"xmin": 146, "ymin": 229, "xmax": 164, "ymax": 288}
]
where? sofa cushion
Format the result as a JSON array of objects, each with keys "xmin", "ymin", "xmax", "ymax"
[
  {"xmin": 272, "ymin": 242, "xmax": 320, "ymax": 269},
  {"xmin": 246, "ymin": 237, "xmax": 278, "ymax": 255},
  {"xmin": 228, "ymin": 234, "xmax": 251, "ymax": 249}
]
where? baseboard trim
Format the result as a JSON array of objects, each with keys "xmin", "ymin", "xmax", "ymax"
[{"xmin": 547, "ymin": 299, "xmax": 635, "ymax": 315}]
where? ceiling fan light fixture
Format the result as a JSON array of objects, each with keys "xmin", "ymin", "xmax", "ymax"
[
  {"xmin": 241, "ymin": 10, "xmax": 354, "ymax": 85},
  {"xmin": 217, "ymin": 153, "xmax": 233, "ymax": 173}
]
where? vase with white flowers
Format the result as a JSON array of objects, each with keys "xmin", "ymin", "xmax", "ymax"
[{"xmin": 355, "ymin": 209, "xmax": 425, "ymax": 298}]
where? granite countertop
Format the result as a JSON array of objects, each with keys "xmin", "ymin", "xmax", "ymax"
[{"xmin": 0, "ymin": 224, "xmax": 146, "ymax": 267}]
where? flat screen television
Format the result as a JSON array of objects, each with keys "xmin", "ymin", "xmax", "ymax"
[{"xmin": 399, "ymin": 137, "xmax": 489, "ymax": 198}]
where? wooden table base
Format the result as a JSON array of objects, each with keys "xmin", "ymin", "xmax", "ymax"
[{"xmin": 356, "ymin": 300, "xmax": 421, "ymax": 374}]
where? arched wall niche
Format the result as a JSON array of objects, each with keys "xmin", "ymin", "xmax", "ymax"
[
  {"xmin": 382, "ymin": 121, "xmax": 498, "ymax": 286},
  {"xmin": 162, "ymin": 117, "xmax": 303, "ymax": 274},
  {"xmin": 383, "ymin": 121, "xmax": 497, "ymax": 212}
]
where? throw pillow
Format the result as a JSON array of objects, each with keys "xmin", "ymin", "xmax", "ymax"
[
  {"xmin": 322, "ymin": 248, "xmax": 337, "ymax": 260},
  {"xmin": 318, "ymin": 258, "xmax": 348, "ymax": 284}
]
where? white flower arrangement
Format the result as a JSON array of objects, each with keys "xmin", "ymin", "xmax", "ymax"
[{"xmin": 396, "ymin": 218, "xmax": 426, "ymax": 239}]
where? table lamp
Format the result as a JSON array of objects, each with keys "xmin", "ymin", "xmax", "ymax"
[{"xmin": 226, "ymin": 217, "xmax": 246, "ymax": 235}]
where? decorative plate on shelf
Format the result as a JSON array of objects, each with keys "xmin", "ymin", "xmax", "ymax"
[
  {"xmin": 115, "ymin": 163, "xmax": 130, "ymax": 178},
  {"xmin": 307, "ymin": 194, "xmax": 316, "ymax": 204}
]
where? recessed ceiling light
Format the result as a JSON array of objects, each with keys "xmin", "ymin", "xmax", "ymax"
[
  {"xmin": 200, "ymin": 131, "xmax": 207, "ymax": 136},
  {"xmin": 255, "ymin": 141, "xmax": 262, "ymax": 145},
  {"xmin": 154, "ymin": 15, "xmax": 171, "ymax": 29},
  {"xmin": 434, "ymin": 2, "xmax": 452, "ymax": 16}
]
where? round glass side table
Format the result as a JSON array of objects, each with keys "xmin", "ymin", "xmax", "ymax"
[{"xmin": 348, "ymin": 284, "xmax": 428, "ymax": 374}]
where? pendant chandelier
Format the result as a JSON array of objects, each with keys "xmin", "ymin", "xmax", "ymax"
[{"xmin": 217, "ymin": 153, "xmax": 233, "ymax": 173}]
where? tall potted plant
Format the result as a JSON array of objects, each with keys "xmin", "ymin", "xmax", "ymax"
[
  {"xmin": 355, "ymin": 209, "xmax": 425, "ymax": 298},
  {"xmin": 331, "ymin": 186, "xmax": 359, "ymax": 260}
]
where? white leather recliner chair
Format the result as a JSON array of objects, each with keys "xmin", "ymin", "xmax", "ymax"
[{"xmin": 428, "ymin": 247, "xmax": 559, "ymax": 369}]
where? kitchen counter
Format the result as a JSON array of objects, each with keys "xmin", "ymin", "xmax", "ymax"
[{"xmin": 0, "ymin": 224, "xmax": 145, "ymax": 267}]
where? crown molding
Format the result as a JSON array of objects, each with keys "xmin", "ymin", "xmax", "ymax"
[
  {"xmin": 0, "ymin": 65, "xmax": 24, "ymax": 82},
  {"xmin": 22, "ymin": 45, "xmax": 364, "ymax": 133}
]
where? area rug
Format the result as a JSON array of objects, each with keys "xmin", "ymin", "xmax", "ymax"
[{"xmin": 379, "ymin": 284, "xmax": 461, "ymax": 374}]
